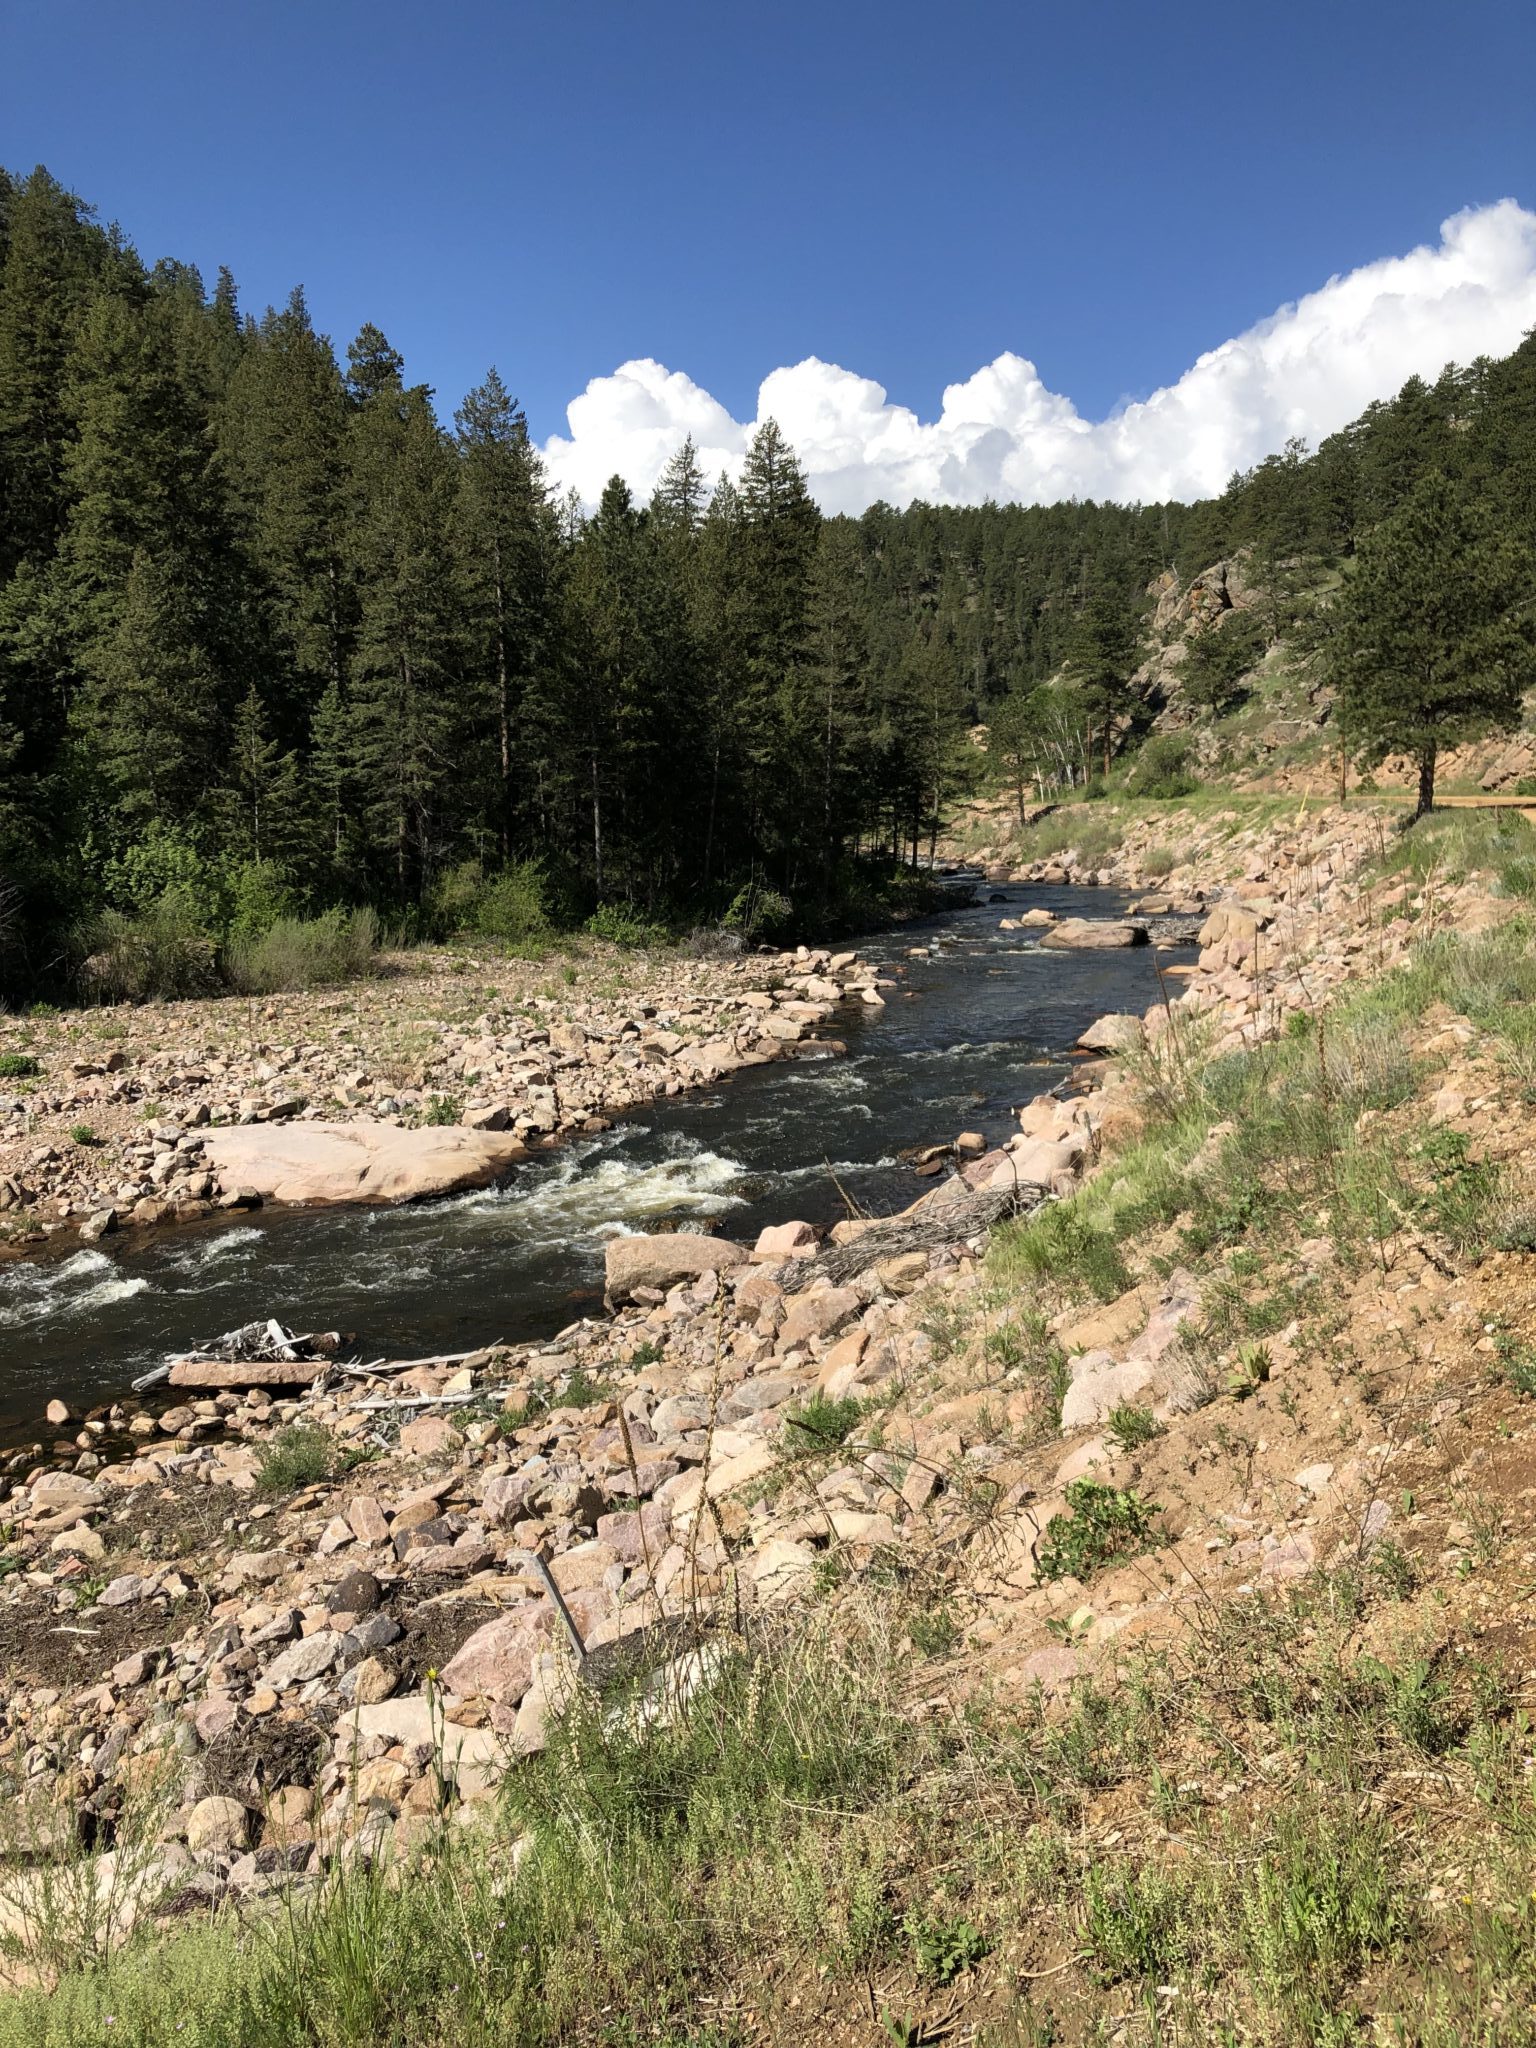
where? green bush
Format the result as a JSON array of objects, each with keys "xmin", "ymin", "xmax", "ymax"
[
  {"xmin": 1034, "ymin": 1480, "xmax": 1164, "ymax": 1583},
  {"xmin": 0, "ymin": 1053, "xmax": 40, "ymax": 1079},
  {"xmin": 587, "ymin": 903, "xmax": 671, "ymax": 949},
  {"xmin": 76, "ymin": 898, "xmax": 220, "ymax": 1002},
  {"xmin": 224, "ymin": 908, "xmax": 379, "ymax": 993},
  {"xmin": 225, "ymin": 860, "xmax": 302, "ymax": 942},
  {"xmin": 474, "ymin": 861, "xmax": 550, "ymax": 946},
  {"xmin": 1125, "ymin": 735, "xmax": 1198, "ymax": 800},
  {"xmin": 783, "ymin": 1393, "xmax": 864, "ymax": 1452}
]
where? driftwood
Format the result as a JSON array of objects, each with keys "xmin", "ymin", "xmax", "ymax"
[
  {"xmin": 340, "ymin": 1348, "xmax": 489, "ymax": 1379},
  {"xmin": 814, "ymin": 1175, "xmax": 1050, "ymax": 1286},
  {"xmin": 168, "ymin": 1358, "xmax": 329, "ymax": 1390},
  {"xmin": 348, "ymin": 1392, "xmax": 479, "ymax": 1412}
]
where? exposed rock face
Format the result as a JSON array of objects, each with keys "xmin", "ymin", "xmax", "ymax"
[
  {"xmin": 201, "ymin": 1122, "xmax": 528, "ymax": 1206},
  {"xmin": 1039, "ymin": 920, "xmax": 1148, "ymax": 950},
  {"xmin": 604, "ymin": 1232, "xmax": 748, "ymax": 1304}
]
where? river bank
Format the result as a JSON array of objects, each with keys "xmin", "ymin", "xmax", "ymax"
[
  {"xmin": 0, "ymin": 884, "xmax": 1181, "ymax": 1440},
  {"xmin": 3, "ymin": 805, "xmax": 1536, "ymax": 2037}
]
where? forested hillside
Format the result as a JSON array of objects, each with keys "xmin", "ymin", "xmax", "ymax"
[
  {"xmin": 3, "ymin": 160, "xmax": 1536, "ymax": 996},
  {"xmin": 0, "ymin": 165, "xmax": 1182, "ymax": 989}
]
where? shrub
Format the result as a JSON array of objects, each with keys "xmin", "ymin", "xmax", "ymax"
[
  {"xmin": 783, "ymin": 1393, "xmax": 864, "ymax": 1452},
  {"xmin": 68, "ymin": 1124, "xmax": 95, "ymax": 1147},
  {"xmin": 0, "ymin": 1053, "xmax": 40, "ymax": 1079},
  {"xmin": 474, "ymin": 861, "xmax": 550, "ymax": 947},
  {"xmin": 1125, "ymin": 735, "xmax": 1198, "ymax": 800},
  {"xmin": 225, "ymin": 908, "xmax": 379, "ymax": 994},
  {"xmin": 76, "ymin": 898, "xmax": 219, "ymax": 1001},
  {"xmin": 225, "ymin": 860, "xmax": 302, "ymax": 942},
  {"xmin": 587, "ymin": 903, "xmax": 671, "ymax": 949},
  {"xmin": 421, "ymin": 1094, "xmax": 462, "ymax": 1126},
  {"xmin": 722, "ymin": 881, "xmax": 794, "ymax": 945},
  {"xmin": 255, "ymin": 1426, "xmax": 334, "ymax": 1495},
  {"xmin": 1104, "ymin": 1403, "xmax": 1162, "ymax": 1452},
  {"xmin": 1034, "ymin": 1480, "xmax": 1164, "ymax": 1583}
]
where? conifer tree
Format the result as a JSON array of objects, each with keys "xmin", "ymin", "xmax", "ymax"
[
  {"xmin": 455, "ymin": 368, "xmax": 549, "ymax": 857},
  {"xmin": 0, "ymin": 168, "xmax": 103, "ymax": 576},
  {"xmin": 1335, "ymin": 471, "xmax": 1536, "ymax": 816},
  {"xmin": 344, "ymin": 334, "xmax": 463, "ymax": 895}
]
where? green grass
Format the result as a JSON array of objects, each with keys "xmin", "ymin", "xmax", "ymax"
[
  {"xmin": 253, "ymin": 1425, "xmax": 335, "ymax": 1495},
  {"xmin": 0, "ymin": 1053, "xmax": 40, "ymax": 1079},
  {"xmin": 990, "ymin": 922, "xmax": 1534, "ymax": 1319},
  {"xmin": 5, "ymin": 1571, "xmax": 1536, "ymax": 2044}
]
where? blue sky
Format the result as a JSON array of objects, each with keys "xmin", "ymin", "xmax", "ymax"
[{"xmin": 6, "ymin": 0, "xmax": 1536, "ymax": 507}]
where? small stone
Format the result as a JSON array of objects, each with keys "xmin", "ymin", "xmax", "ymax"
[
  {"xmin": 329, "ymin": 1569, "xmax": 382, "ymax": 1615},
  {"xmin": 99, "ymin": 1572, "xmax": 151, "ymax": 1608},
  {"xmin": 260, "ymin": 1631, "xmax": 339, "ymax": 1691},
  {"xmin": 351, "ymin": 1655, "xmax": 398, "ymax": 1706},
  {"xmin": 347, "ymin": 1495, "xmax": 389, "ymax": 1546}
]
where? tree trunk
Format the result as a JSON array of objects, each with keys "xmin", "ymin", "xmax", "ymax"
[
  {"xmin": 591, "ymin": 754, "xmax": 604, "ymax": 895},
  {"xmin": 493, "ymin": 536, "xmax": 510, "ymax": 861},
  {"xmin": 1415, "ymin": 744, "xmax": 1437, "ymax": 820}
]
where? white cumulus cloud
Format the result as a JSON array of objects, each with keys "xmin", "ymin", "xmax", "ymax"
[{"xmin": 541, "ymin": 200, "xmax": 1536, "ymax": 513}]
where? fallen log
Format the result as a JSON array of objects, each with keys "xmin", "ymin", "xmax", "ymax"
[{"xmin": 166, "ymin": 1358, "xmax": 329, "ymax": 1390}]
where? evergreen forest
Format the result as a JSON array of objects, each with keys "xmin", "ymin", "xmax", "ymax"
[{"xmin": 4, "ymin": 163, "xmax": 1536, "ymax": 994}]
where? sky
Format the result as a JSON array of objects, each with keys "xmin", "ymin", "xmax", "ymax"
[{"xmin": 5, "ymin": 0, "xmax": 1536, "ymax": 511}]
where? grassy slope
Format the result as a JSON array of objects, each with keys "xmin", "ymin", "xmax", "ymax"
[{"xmin": 7, "ymin": 819, "xmax": 1536, "ymax": 2045}]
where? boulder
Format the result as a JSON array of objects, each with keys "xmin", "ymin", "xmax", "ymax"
[
  {"xmin": 201, "ymin": 1121, "xmax": 528, "ymax": 1207},
  {"xmin": 752, "ymin": 1220, "xmax": 816, "ymax": 1262},
  {"xmin": 1077, "ymin": 1013, "xmax": 1144, "ymax": 1054},
  {"xmin": 439, "ymin": 1605, "xmax": 553, "ymax": 1706},
  {"xmin": 1039, "ymin": 920, "xmax": 1148, "ymax": 950},
  {"xmin": 604, "ymin": 1232, "xmax": 747, "ymax": 1304},
  {"xmin": 185, "ymin": 1796, "xmax": 251, "ymax": 1855}
]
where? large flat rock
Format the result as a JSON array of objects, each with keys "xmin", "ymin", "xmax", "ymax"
[{"xmin": 202, "ymin": 1121, "xmax": 528, "ymax": 1207}]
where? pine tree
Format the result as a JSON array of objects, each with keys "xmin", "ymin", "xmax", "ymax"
[
  {"xmin": 0, "ymin": 168, "xmax": 104, "ymax": 576},
  {"xmin": 344, "ymin": 336, "xmax": 464, "ymax": 896},
  {"xmin": 219, "ymin": 287, "xmax": 351, "ymax": 728},
  {"xmin": 1336, "ymin": 471, "xmax": 1536, "ymax": 816},
  {"xmin": 1064, "ymin": 587, "xmax": 1138, "ymax": 774},
  {"xmin": 454, "ymin": 368, "xmax": 549, "ymax": 858}
]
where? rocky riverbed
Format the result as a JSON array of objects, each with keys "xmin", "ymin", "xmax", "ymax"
[{"xmin": 0, "ymin": 942, "xmax": 888, "ymax": 1255}]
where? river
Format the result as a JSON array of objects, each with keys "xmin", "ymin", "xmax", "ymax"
[{"xmin": 0, "ymin": 886, "xmax": 1187, "ymax": 1438}]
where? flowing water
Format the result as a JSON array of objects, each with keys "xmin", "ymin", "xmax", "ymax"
[{"xmin": 0, "ymin": 887, "xmax": 1187, "ymax": 1437}]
